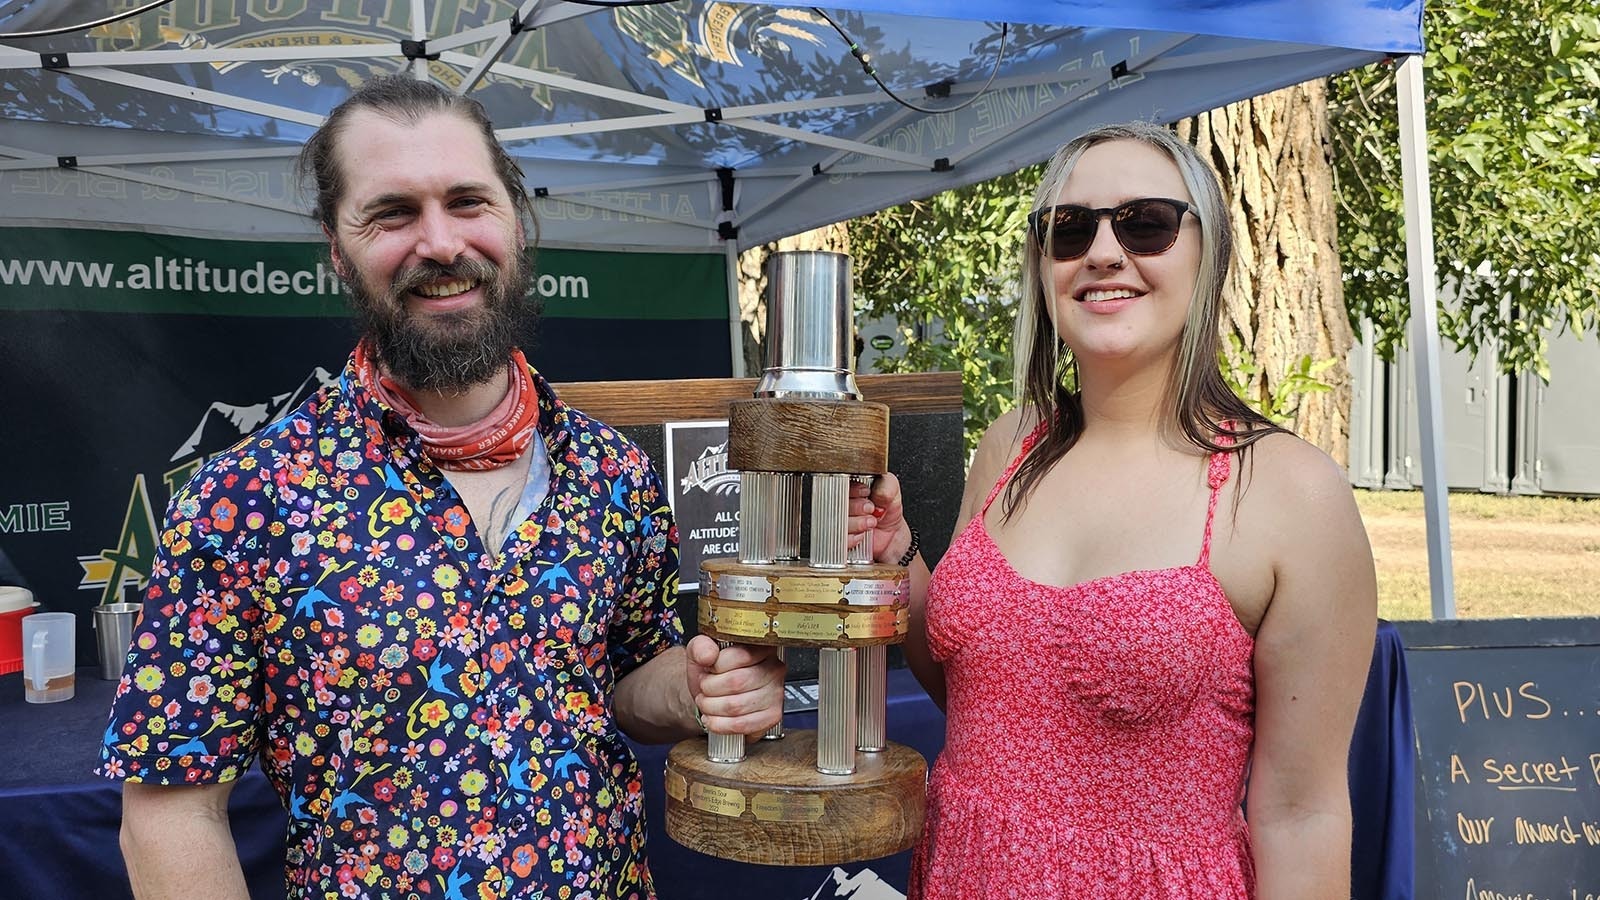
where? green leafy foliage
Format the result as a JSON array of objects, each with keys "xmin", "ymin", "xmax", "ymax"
[
  {"xmin": 1220, "ymin": 334, "xmax": 1337, "ymax": 428},
  {"xmin": 848, "ymin": 166, "xmax": 1041, "ymax": 455},
  {"xmin": 1328, "ymin": 0, "xmax": 1600, "ymax": 376}
]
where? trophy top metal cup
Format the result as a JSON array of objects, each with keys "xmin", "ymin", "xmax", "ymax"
[
  {"xmin": 664, "ymin": 250, "xmax": 926, "ymax": 866},
  {"xmin": 756, "ymin": 250, "xmax": 861, "ymax": 400}
]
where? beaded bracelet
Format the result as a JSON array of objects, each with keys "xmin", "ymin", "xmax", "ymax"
[{"xmin": 896, "ymin": 526, "xmax": 921, "ymax": 567}]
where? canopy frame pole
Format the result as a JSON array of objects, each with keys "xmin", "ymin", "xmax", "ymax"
[
  {"xmin": 946, "ymin": 34, "xmax": 1193, "ymax": 169},
  {"xmin": 735, "ymin": 105, "xmax": 922, "ymax": 226},
  {"xmin": 45, "ymin": 66, "xmax": 323, "ymax": 127},
  {"xmin": 738, "ymin": 34, "xmax": 1192, "ymax": 228},
  {"xmin": 409, "ymin": 0, "xmax": 428, "ymax": 81},
  {"xmin": 726, "ymin": 68, "xmax": 1121, "ymax": 119},
  {"xmin": 463, "ymin": 53, "xmax": 935, "ymax": 168},
  {"xmin": 725, "ymin": 239, "xmax": 746, "ymax": 378},
  {"xmin": 1396, "ymin": 54, "xmax": 1457, "ymax": 618},
  {"xmin": 0, "ymin": 144, "xmax": 307, "ymax": 215},
  {"xmin": 78, "ymin": 167, "xmax": 307, "ymax": 215},
  {"xmin": 530, "ymin": 190, "xmax": 718, "ymax": 230},
  {"xmin": 455, "ymin": 0, "xmax": 549, "ymax": 95},
  {"xmin": 0, "ymin": 148, "xmax": 300, "ymax": 170},
  {"xmin": 536, "ymin": 173, "xmax": 722, "ymax": 193},
  {"xmin": 0, "ymin": 42, "xmax": 396, "ymax": 69}
]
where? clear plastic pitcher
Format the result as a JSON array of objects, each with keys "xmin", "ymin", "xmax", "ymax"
[{"xmin": 23, "ymin": 611, "xmax": 75, "ymax": 703}]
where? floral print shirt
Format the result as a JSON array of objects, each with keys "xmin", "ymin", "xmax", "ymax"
[{"xmin": 100, "ymin": 355, "xmax": 682, "ymax": 900}]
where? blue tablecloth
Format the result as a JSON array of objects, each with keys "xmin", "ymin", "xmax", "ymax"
[
  {"xmin": 1351, "ymin": 620, "xmax": 1416, "ymax": 900},
  {"xmin": 0, "ymin": 625, "xmax": 1413, "ymax": 900}
]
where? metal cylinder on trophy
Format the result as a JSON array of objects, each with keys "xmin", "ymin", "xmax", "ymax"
[{"xmin": 663, "ymin": 251, "xmax": 926, "ymax": 866}]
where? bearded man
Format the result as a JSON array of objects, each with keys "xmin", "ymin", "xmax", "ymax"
[{"xmin": 101, "ymin": 75, "xmax": 784, "ymax": 900}]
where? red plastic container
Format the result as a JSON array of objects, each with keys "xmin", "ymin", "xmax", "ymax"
[{"xmin": 0, "ymin": 606, "xmax": 36, "ymax": 675}]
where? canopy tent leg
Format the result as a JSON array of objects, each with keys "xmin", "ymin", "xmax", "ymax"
[
  {"xmin": 410, "ymin": 0, "xmax": 428, "ymax": 81},
  {"xmin": 726, "ymin": 239, "xmax": 746, "ymax": 378},
  {"xmin": 1396, "ymin": 55, "xmax": 1457, "ymax": 619}
]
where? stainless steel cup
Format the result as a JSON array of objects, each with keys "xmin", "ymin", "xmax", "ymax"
[
  {"xmin": 93, "ymin": 602, "xmax": 141, "ymax": 680},
  {"xmin": 755, "ymin": 251, "xmax": 862, "ymax": 400}
]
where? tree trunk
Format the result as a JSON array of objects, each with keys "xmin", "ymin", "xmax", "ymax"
[
  {"xmin": 736, "ymin": 224, "xmax": 852, "ymax": 376},
  {"xmin": 1179, "ymin": 80, "xmax": 1353, "ymax": 464}
]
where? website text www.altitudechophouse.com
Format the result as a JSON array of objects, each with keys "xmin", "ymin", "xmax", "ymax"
[{"xmin": 0, "ymin": 256, "xmax": 594, "ymax": 299}]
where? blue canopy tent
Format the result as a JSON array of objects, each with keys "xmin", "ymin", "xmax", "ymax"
[{"xmin": 0, "ymin": 0, "xmax": 1455, "ymax": 611}]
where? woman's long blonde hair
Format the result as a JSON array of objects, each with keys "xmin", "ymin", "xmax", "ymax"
[{"xmin": 1002, "ymin": 121, "xmax": 1283, "ymax": 520}]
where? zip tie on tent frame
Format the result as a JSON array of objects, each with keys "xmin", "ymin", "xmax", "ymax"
[{"xmin": 812, "ymin": 8, "xmax": 1009, "ymax": 119}]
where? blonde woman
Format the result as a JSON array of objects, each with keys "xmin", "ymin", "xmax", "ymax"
[{"xmin": 855, "ymin": 122, "xmax": 1376, "ymax": 898}]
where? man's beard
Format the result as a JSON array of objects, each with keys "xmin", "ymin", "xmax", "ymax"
[{"xmin": 344, "ymin": 248, "xmax": 540, "ymax": 393}]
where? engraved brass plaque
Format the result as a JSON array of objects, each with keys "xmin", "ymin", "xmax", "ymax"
[
  {"xmin": 713, "ymin": 573, "xmax": 773, "ymax": 603},
  {"xmin": 665, "ymin": 770, "xmax": 688, "ymax": 802},
  {"xmin": 689, "ymin": 782, "xmax": 747, "ymax": 818},
  {"xmin": 751, "ymin": 792, "xmax": 826, "ymax": 823},
  {"xmin": 772, "ymin": 610, "xmax": 845, "ymax": 641},
  {"xmin": 841, "ymin": 608, "xmax": 907, "ymax": 639},
  {"xmin": 772, "ymin": 576, "xmax": 844, "ymax": 604},
  {"xmin": 841, "ymin": 576, "xmax": 909, "ymax": 606},
  {"xmin": 705, "ymin": 604, "xmax": 773, "ymax": 639}
]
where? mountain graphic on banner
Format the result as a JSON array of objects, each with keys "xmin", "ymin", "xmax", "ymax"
[
  {"xmin": 807, "ymin": 867, "xmax": 905, "ymax": 900},
  {"xmin": 170, "ymin": 367, "xmax": 338, "ymax": 461}
]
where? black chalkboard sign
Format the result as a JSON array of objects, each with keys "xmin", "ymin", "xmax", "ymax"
[{"xmin": 1395, "ymin": 618, "xmax": 1600, "ymax": 900}]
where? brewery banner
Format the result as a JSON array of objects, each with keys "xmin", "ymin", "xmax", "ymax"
[
  {"xmin": 663, "ymin": 420, "xmax": 738, "ymax": 592},
  {"xmin": 0, "ymin": 226, "xmax": 729, "ymax": 664}
]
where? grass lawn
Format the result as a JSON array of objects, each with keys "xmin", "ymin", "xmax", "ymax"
[{"xmin": 1355, "ymin": 489, "xmax": 1600, "ymax": 620}]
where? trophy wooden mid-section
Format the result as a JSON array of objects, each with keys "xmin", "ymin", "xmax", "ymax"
[{"xmin": 728, "ymin": 397, "xmax": 890, "ymax": 474}]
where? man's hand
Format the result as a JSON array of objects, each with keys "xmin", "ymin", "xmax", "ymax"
[{"xmin": 685, "ymin": 635, "xmax": 785, "ymax": 737}]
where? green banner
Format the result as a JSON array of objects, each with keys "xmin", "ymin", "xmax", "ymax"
[{"xmin": 0, "ymin": 227, "xmax": 726, "ymax": 320}]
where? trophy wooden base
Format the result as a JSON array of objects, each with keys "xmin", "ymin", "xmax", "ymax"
[{"xmin": 663, "ymin": 730, "xmax": 927, "ymax": 866}]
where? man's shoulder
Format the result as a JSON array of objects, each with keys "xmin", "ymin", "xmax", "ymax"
[
  {"xmin": 225, "ymin": 393, "xmax": 331, "ymax": 459},
  {"xmin": 172, "ymin": 387, "xmax": 344, "ymax": 506}
]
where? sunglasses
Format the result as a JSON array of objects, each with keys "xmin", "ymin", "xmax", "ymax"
[{"xmin": 1029, "ymin": 198, "xmax": 1198, "ymax": 261}]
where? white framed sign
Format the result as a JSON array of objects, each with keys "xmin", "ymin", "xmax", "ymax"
[{"xmin": 663, "ymin": 420, "xmax": 739, "ymax": 592}]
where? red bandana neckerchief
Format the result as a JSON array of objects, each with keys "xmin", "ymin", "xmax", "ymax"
[{"xmin": 353, "ymin": 342, "xmax": 539, "ymax": 472}]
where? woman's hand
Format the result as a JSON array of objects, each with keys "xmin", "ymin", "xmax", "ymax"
[{"xmin": 849, "ymin": 473, "xmax": 914, "ymax": 565}]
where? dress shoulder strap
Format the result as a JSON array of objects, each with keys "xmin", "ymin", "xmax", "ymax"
[
  {"xmin": 1198, "ymin": 429, "xmax": 1237, "ymax": 567},
  {"xmin": 979, "ymin": 418, "xmax": 1050, "ymax": 517}
]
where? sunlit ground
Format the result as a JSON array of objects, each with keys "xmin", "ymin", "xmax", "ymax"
[{"xmin": 1356, "ymin": 489, "xmax": 1600, "ymax": 620}]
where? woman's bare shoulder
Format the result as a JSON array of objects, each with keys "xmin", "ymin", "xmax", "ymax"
[
  {"xmin": 1234, "ymin": 431, "xmax": 1374, "ymax": 637},
  {"xmin": 1240, "ymin": 430, "xmax": 1361, "ymax": 524},
  {"xmin": 974, "ymin": 406, "xmax": 1039, "ymax": 476},
  {"xmin": 987, "ymin": 405, "xmax": 1040, "ymax": 445},
  {"xmin": 956, "ymin": 406, "xmax": 1041, "ymax": 528}
]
